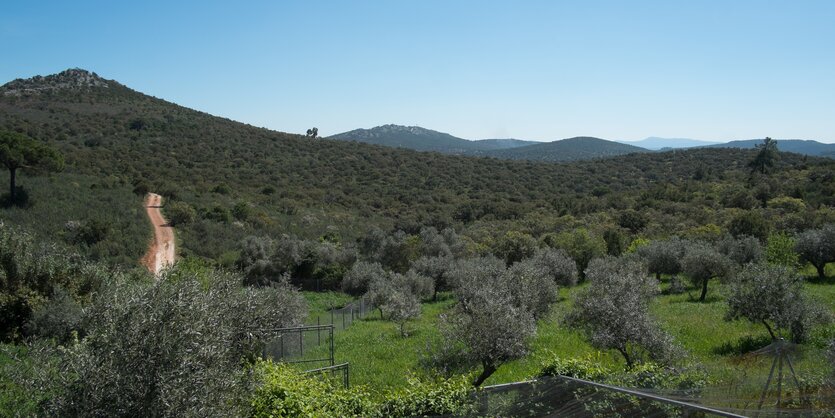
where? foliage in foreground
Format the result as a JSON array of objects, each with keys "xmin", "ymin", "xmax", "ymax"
[
  {"xmin": 250, "ymin": 361, "xmax": 475, "ymax": 418},
  {"xmin": 537, "ymin": 353, "xmax": 709, "ymax": 391},
  {"xmin": 6, "ymin": 265, "xmax": 307, "ymax": 417}
]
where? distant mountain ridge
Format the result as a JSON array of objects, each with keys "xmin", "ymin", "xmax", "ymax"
[
  {"xmin": 706, "ymin": 139, "xmax": 835, "ymax": 158},
  {"xmin": 619, "ymin": 137, "xmax": 721, "ymax": 150},
  {"xmin": 330, "ymin": 125, "xmax": 650, "ymax": 162},
  {"xmin": 485, "ymin": 136, "xmax": 649, "ymax": 162}
]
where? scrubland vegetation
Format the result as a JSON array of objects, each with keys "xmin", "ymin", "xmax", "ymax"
[{"xmin": 1, "ymin": 71, "xmax": 835, "ymax": 416}]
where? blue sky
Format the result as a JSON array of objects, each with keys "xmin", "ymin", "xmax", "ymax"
[{"xmin": 2, "ymin": 1, "xmax": 834, "ymax": 143}]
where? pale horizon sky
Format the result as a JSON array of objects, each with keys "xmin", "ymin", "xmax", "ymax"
[{"xmin": 2, "ymin": 1, "xmax": 834, "ymax": 143}]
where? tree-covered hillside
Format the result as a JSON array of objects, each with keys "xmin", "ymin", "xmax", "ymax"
[{"xmin": 1, "ymin": 69, "xmax": 834, "ymax": 266}]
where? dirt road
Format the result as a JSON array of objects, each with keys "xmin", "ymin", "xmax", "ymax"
[{"xmin": 141, "ymin": 193, "xmax": 175, "ymax": 275}]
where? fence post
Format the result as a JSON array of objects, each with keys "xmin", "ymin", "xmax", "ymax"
[
  {"xmin": 317, "ymin": 316, "xmax": 321, "ymax": 345},
  {"xmin": 330, "ymin": 326, "xmax": 335, "ymax": 366},
  {"xmin": 299, "ymin": 329, "xmax": 303, "ymax": 356},
  {"xmin": 342, "ymin": 308, "xmax": 346, "ymax": 329},
  {"xmin": 331, "ymin": 306, "xmax": 334, "ymax": 325},
  {"xmin": 346, "ymin": 364, "xmax": 350, "ymax": 389},
  {"xmin": 280, "ymin": 335, "xmax": 284, "ymax": 359}
]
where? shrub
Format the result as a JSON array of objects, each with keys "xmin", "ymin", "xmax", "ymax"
[
  {"xmin": 495, "ymin": 230, "xmax": 538, "ymax": 265},
  {"xmin": 23, "ymin": 286, "xmax": 83, "ymax": 344},
  {"xmin": 251, "ymin": 361, "xmax": 475, "ymax": 417},
  {"xmin": 728, "ymin": 211, "xmax": 770, "ymax": 242},
  {"xmin": 765, "ymin": 233, "xmax": 799, "ymax": 268},
  {"xmin": 165, "ymin": 200, "xmax": 197, "ymax": 226}
]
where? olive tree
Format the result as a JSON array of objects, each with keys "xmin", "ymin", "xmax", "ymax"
[
  {"xmin": 726, "ymin": 263, "xmax": 811, "ymax": 341},
  {"xmin": 17, "ymin": 267, "xmax": 306, "ymax": 417},
  {"xmin": 505, "ymin": 260, "xmax": 558, "ymax": 319},
  {"xmin": 341, "ymin": 261, "xmax": 386, "ymax": 295},
  {"xmin": 681, "ymin": 242, "xmax": 732, "ymax": 302},
  {"xmin": 718, "ymin": 235, "xmax": 763, "ymax": 266},
  {"xmin": 795, "ymin": 225, "xmax": 835, "ymax": 279},
  {"xmin": 637, "ymin": 237, "xmax": 687, "ymax": 280},
  {"xmin": 383, "ymin": 289, "xmax": 421, "ymax": 337},
  {"xmin": 410, "ymin": 255, "xmax": 453, "ymax": 300},
  {"xmin": 441, "ymin": 259, "xmax": 537, "ymax": 386},
  {"xmin": 527, "ymin": 247, "xmax": 578, "ymax": 287},
  {"xmin": 565, "ymin": 257, "xmax": 681, "ymax": 368},
  {"xmin": 543, "ymin": 228, "xmax": 605, "ymax": 280}
]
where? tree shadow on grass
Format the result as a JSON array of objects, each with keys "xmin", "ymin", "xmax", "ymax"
[
  {"xmin": 713, "ymin": 334, "xmax": 772, "ymax": 356},
  {"xmin": 805, "ymin": 274, "xmax": 835, "ymax": 285},
  {"xmin": 0, "ymin": 189, "xmax": 30, "ymax": 209}
]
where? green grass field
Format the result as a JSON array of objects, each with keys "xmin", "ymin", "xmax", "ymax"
[{"xmin": 298, "ymin": 266, "xmax": 835, "ymax": 405}]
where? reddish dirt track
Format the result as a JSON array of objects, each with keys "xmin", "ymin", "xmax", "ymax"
[{"xmin": 140, "ymin": 193, "xmax": 175, "ymax": 275}]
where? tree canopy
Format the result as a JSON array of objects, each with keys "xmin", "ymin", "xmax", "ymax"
[{"xmin": 0, "ymin": 130, "xmax": 64, "ymax": 202}]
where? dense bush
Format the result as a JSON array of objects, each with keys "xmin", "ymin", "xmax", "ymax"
[
  {"xmin": 12, "ymin": 266, "xmax": 307, "ymax": 417},
  {"xmin": 251, "ymin": 361, "xmax": 475, "ymax": 417},
  {"xmin": 164, "ymin": 200, "xmax": 196, "ymax": 226},
  {"xmin": 0, "ymin": 225, "xmax": 109, "ymax": 341},
  {"xmin": 765, "ymin": 232, "xmax": 799, "ymax": 268}
]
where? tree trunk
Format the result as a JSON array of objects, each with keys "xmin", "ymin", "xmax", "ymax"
[
  {"xmin": 379, "ymin": 308, "xmax": 384, "ymax": 320},
  {"xmin": 655, "ymin": 272, "xmax": 661, "ymax": 280},
  {"xmin": 473, "ymin": 360, "xmax": 497, "ymax": 387},
  {"xmin": 8, "ymin": 167, "xmax": 15, "ymax": 202},
  {"xmin": 762, "ymin": 320, "xmax": 777, "ymax": 340},
  {"xmin": 815, "ymin": 263, "xmax": 826, "ymax": 279},
  {"xmin": 699, "ymin": 277, "xmax": 709, "ymax": 302},
  {"xmin": 617, "ymin": 347, "xmax": 633, "ymax": 369}
]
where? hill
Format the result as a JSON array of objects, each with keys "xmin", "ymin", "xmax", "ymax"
[
  {"xmin": 328, "ymin": 124, "xmax": 481, "ymax": 154},
  {"xmin": 1, "ymin": 69, "xmax": 834, "ymax": 265},
  {"xmin": 472, "ymin": 138, "xmax": 539, "ymax": 150},
  {"xmin": 706, "ymin": 139, "xmax": 835, "ymax": 158},
  {"xmin": 620, "ymin": 137, "xmax": 721, "ymax": 150},
  {"xmin": 329, "ymin": 125, "xmax": 646, "ymax": 162},
  {"xmin": 485, "ymin": 136, "xmax": 650, "ymax": 162},
  {"xmin": 329, "ymin": 125, "xmax": 538, "ymax": 155}
]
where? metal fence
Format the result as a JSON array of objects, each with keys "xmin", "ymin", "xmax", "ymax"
[
  {"xmin": 474, "ymin": 377, "xmax": 735, "ymax": 417},
  {"xmin": 308, "ymin": 298, "xmax": 376, "ymax": 333},
  {"xmin": 262, "ymin": 325, "xmax": 335, "ymax": 367},
  {"xmin": 305, "ymin": 362, "xmax": 350, "ymax": 389},
  {"xmin": 261, "ymin": 299, "xmax": 373, "ymax": 388}
]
